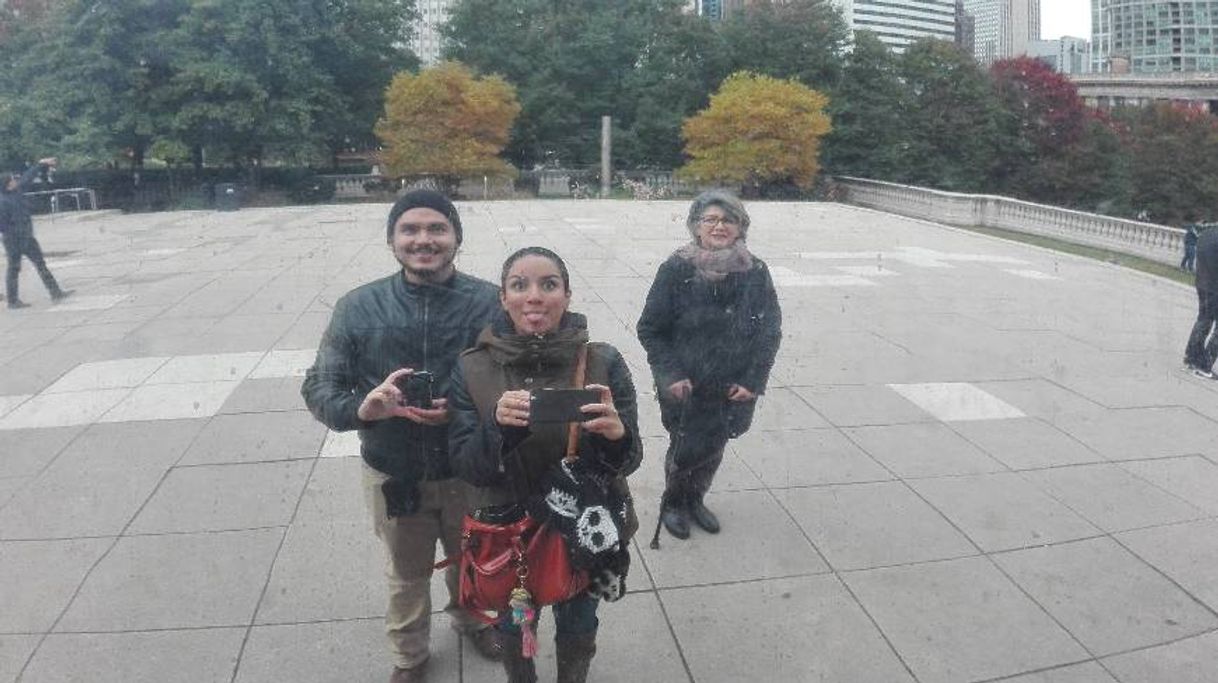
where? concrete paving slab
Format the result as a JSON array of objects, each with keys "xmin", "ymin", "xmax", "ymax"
[
  {"xmin": 1000, "ymin": 662, "xmax": 1118, "ymax": 683},
  {"xmin": 128, "ymin": 460, "xmax": 313, "ymax": 534},
  {"xmin": 0, "ymin": 420, "xmax": 206, "ymax": 539},
  {"xmin": 178, "ymin": 411, "xmax": 326, "ymax": 465},
  {"xmin": 1022, "ymin": 464, "xmax": 1208, "ymax": 533},
  {"xmin": 0, "ymin": 634, "xmax": 40, "ymax": 683},
  {"xmin": 217, "ymin": 377, "xmax": 308, "ymax": 414},
  {"xmin": 947, "ymin": 418, "xmax": 1102, "ymax": 470},
  {"xmin": 293, "ymin": 456, "xmax": 365, "ymax": 526},
  {"xmin": 145, "ymin": 352, "xmax": 263, "ymax": 384},
  {"xmin": 974, "ymin": 379, "xmax": 1106, "ymax": 423},
  {"xmin": 742, "ymin": 387, "xmax": 830, "ymax": 431},
  {"xmin": 844, "ymin": 422, "xmax": 1008, "ymax": 478},
  {"xmin": 1052, "ymin": 407, "xmax": 1218, "ymax": 461},
  {"xmin": 778, "ymin": 481, "xmax": 977, "ymax": 570},
  {"xmin": 57, "ymin": 528, "xmax": 281, "ymax": 631},
  {"xmin": 1118, "ymin": 519, "xmax": 1218, "ymax": 613},
  {"xmin": 318, "ymin": 428, "xmax": 361, "ymax": 458},
  {"xmin": 1118, "ymin": 456, "xmax": 1218, "ymax": 515},
  {"xmin": 0, "ymin": 388, "xmax": 131, "ymax": 430},
  {"xmin": 235, "ymin": 619, "xmax": 446, "ymax": 683},
  {"xmin": 910, "ymin": 472, "xmax": 1101, "ymax": 552},
  {"xmin": 663, "ymin": 574, "xmax": 915, "ymax": 683},
  {"xmin": 0, "ymin": 537, "xmax": 112, "ymax": 633},
  {"xmin": 97, "ymin": 381, "xmax": 240, "ymax": 423},
  {"xmin": 20, "ymin": 628, "xmax": 245, "ymax": 683},
  {"xmin": 888, "ymin": 382, "xmax": 1026, "ymax": 422},
  {"xmin": 0, "ymin": 478, "xmax": 26, "ymax": 509},
  {"xmin": 844, "ymin": 556, "xmax": 1089, "ymax": 683},
  {"xmin": 732, "ymin": 427, "xmax": 894, "ymax": 488},
  {"xmin": 248, "ymin": 348, "xmax": 316, "ymax": 379},
  {"xmin": 636, "ymin": 489, "xmax": 828, "ymax": 588},
  {"xmin": 1101, "ymin": 630, "xmax": 1218, "ymax": 683},
  {"xmin": 994, "ymin": 537, "xmax": 1218, "ymax": 655},
  {"xmin": 0, "ymin": 394, "xmax": 31, "ymax": 418},
  {"xmin": 0, "ymin": 426, "xmax": 83, "ymax": 478},
  {"xmin": 41, "ymin": 357, "xmax": 169, "ymax": 393},
  {"xmin": 791, "ymin": 384, "xmax": 936, "ymax": 427}
]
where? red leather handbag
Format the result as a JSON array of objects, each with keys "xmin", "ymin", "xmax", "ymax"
[{"xmin": 458, "ymin": 512, "xmax": 588, "ymax": 613}]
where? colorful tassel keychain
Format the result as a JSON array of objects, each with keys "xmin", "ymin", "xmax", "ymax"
[{"xmin": 508, "ymin": 586, "xmax": 538, "ymax": 658}]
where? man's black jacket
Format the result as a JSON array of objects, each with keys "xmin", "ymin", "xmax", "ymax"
[
  {"xmin": 302, "ymin": 270, "xmax": 499, "ymax": 482},
  {"xmin": 0, "ymin": 163, "xmax": 46, "ymax": 239},
  {"xmin": 1197, "ymin": 228, "xmax": 1218, "ymax": 292}
]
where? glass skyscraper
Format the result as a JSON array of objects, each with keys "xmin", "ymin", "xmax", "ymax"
[
  {"xmin": 834, "ymin": 0, "xmax": 958, "ymax": 52},
  {"xmin": 1093, "ymin": 0, "xmax": 1218, "ymax": 72}
]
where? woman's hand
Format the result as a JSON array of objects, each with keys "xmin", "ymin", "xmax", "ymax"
[
  {"xmin": 667, "ymin": 379, "xmax": 693, "ymax": 400},
  {"xmin": 495, "ymin": 389, "xmax": 532, "ymax": 428},
  {"xmin": 357, "ymin": 369, "xmax": 449, "ymax": 425},
  {"xmin": 727, "ymin": 384, "xmax": 756, "ymax": 402},
  {"xmin": 580, "ymin": 384, "xmax": 625, "ymax": 441}
]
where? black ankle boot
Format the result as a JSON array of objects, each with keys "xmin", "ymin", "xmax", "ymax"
[
  {"xmin": 555, "ymin": 632, "xmax": 597, "ymax": 683},
  {"xmin": 498, "ymin": 627, "xmax": 537, "ymax": 683}
]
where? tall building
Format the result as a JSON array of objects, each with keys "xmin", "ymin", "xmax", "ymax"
[
  {"xmin": 963, "ymin": 0, "xmax": 1041, "ymax": 65},
  {"xmin": 833, "ymin": 0, "xmax": 958, "ymax": 52},
  {"xmin": 690, "ymin": 0, "xmax": 748, "ymax": 20},
  {"xmin": 410, "ymin": 0, "xmax": 454, "ymax": 66},
  {"xmin": 956, "ymin": 0, "xmax": 977, "ymax": 54},
  {"xmin": 1092, "ymin": 0, "xmax": 1218, "ymax": 73},
  {"xmin": 1028, "ymin": 36, "xmax": 1091, "ymax": 74}
]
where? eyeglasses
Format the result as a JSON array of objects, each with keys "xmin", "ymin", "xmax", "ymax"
[{"xmin": 698, "ymin": 215, "xmax": 740, "ymax": 228}]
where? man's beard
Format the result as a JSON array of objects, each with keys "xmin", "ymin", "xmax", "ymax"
[{"xmin": 400, "ymin": 247, "xmax": 455, "ymax": 282}]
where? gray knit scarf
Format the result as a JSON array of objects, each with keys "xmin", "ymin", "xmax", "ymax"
[{"xmin": 675, "ymin": 240, "xmax": 753, "ymax": 282}]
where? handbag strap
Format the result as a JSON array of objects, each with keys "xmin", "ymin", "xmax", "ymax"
[{"xmin": 565, "ymin": 344, "xmax": 588, "ymax": 462}]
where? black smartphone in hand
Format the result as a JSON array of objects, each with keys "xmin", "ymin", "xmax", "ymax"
[
  {"xmin": 393, "ymin": 371, "xmax": 434, "ymax": 408},
  {"xmin": 530, "ymin": 388, "xmax": 601, "ymax": 423}
]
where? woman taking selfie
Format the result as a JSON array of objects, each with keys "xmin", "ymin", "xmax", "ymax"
[
  {"xmin": 637, "ymin": 190, "xmax": 782, "ymax": 540},
  {"xmin": 449, "ymin": 246, "xmax": 642, "ymax": 683}
]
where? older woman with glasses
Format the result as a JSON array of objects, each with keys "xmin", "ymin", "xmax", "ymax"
[{"xmin": 637, "ymin": 190, "xmax": 782, "ymax": 540}]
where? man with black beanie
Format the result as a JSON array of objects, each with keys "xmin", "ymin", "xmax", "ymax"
[
  {"xmin": 303, "ymin": 190, "xmax": 501, "ymax": 682},
  {"xmin": 1185, "ymin": 225, "xmax": 1218, "ymax": 378}
]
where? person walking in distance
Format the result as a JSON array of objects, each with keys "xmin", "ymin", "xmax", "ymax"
[
  {"xmin": 1184, "ymin": 225, "xmax": 1218, "ymax": 378},
  {"xmin": 1, "ymin": 157, "xmax": 72, "ymax": 309},
  {"xmin": 301, "ymin": 191, "xmax": 503, "ymax": 683}
]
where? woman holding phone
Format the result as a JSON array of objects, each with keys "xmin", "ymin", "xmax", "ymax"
[{"xmin": 448, "ymin": 246, "xmax": 642, "ymax": 683}]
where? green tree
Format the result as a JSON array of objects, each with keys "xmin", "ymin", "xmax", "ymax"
[
  {"xmin": 1118, "ymin": 103, "xmax": 1218, "ymax": 224},
  {"xmin": 718, "ymin": 0, "xmax": 848, "ymax": 90},
  {"xmin": 679, "ymin": 71, "xmax": 831, "ymax": 195},
  {"xmin": 821, "ymin": 30, "xmax": 909, "ymax": 180},
  {"xmin": 897, "ymin": 38, "xmax": 1004, "ymax": 192},
  {"xmin": 375, "ymin": 62, "xmax": 520, "ymax": 183}
]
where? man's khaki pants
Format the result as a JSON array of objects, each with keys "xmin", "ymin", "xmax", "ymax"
[{"xmin": 363, "ymin": 464, "xmax": 485, "ymax": 669}]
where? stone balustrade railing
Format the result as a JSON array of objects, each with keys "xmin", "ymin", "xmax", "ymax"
[
  {"xmin": 836, "ymin": 177, "xmax": 1184, "ymax": 266},
  {"xmin": 317, "ymin": 174, "xmax": 378, "ymax": 199}
]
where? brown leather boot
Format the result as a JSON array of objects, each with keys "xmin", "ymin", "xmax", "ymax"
[
  {"xmin": 555, "ymin": 632, "xmax": 597, "ymax": 683},
  {"xmin": 498, "ymin": 627, "xmax": 537, "ymax": 683}
]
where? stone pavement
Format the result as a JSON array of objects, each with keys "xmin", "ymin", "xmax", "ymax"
[{"xmin": 1, "ymin": 200, "xmax": 1217, "ymax": 683}]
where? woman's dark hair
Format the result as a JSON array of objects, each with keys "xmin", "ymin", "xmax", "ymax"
[{"xmin": 500, "ymin": 246, "xmax": 571, "ymax": 293}]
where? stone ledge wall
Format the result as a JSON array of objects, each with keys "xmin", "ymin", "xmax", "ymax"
[{"xmin": 836, "ymin": 177, "xmax": 1184, "ymax": 266}]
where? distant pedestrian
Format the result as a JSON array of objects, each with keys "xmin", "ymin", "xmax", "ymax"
[
  {"xmin": 637, "ymin": 190, "xmax": 782, "ymax": 540},
  {"xmin": 1, "ymin": 157, "xmax": 72, "ymax": 309},
  {"xmin": 1184, "ymin": 225, "xmax": 1218, "ymax": 378},
  {"xmin": 1181, "ymin": 218, "xmax": 1199, "ymax": 273}
]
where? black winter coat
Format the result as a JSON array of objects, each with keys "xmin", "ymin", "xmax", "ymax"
[
  {"xmin": 1197, "ymin": 228, "xmax": 1218, "ymax": 293},
  {"xmin": 301, "ymin": 271, "xmax": 499, "ymax": 482},
  {"xmin": 636, "ymin": 253, "xmax": 782, "ymax": 397},
  {"xmin": 0, "ymin": 164, "xmax": 46, "ymax": 239}
]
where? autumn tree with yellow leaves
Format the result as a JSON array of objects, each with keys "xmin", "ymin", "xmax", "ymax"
[
  {"xmin": 679, "ymin": 72, "xmax": 831, "ymax": 194},
  {"xmin": 375, "ymin": 62, "xmax": 521, "ymax": 182}
]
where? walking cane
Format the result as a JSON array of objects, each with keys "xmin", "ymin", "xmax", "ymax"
[{"xmin": 649, "ymin": 398, "xmax": 689, "ymax": 550}]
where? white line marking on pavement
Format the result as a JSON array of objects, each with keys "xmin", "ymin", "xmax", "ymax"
[{"xmin": 888, "ymin": 383, "xmax": 1026, "ymax": 422}]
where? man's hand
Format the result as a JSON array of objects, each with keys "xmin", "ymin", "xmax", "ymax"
[
  {"xmin": 667, "ymin": 379, "xmax": 693, "ymax": 400},
  {"xmin": 357, "ymin": 368, "xmax": 449, "ymax": 425},
  {"xmin": 37, "ymin": 157, "xmax": 57, "ymax": 168},
  {"xmin": 726, "ymin": 384, "xmax": 756, "ymax": 402},
  {"xmin": 579, "ymin": 383, "xmax": 625, "ymax": 441}
]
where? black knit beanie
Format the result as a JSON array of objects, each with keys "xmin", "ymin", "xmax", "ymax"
[{"xmin": 386, "ymin": 190, "xmax": 463, "ymax": 244}]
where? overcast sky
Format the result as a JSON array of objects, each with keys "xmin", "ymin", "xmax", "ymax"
[{"xmin": 1041, "ymin": 0, "xmax": 1091, "ymax": 40}]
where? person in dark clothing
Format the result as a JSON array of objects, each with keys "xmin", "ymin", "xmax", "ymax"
[
  {"xmin": 1184, "ymin": 225, "xmax": 1218, "ymax": 379},
  {"xmin": 301, "ymin": 190, "xmax": 502, "ymax": 683},
  {"xmin": 636, "ymin": 190, "xmax": 782, "ymax": 540},
  {"xmin": 448, "ymin": 246, "xmax": 642, "ymax": 683},
  {"xmin": 1181, "ymin": 219, "xmax": 1199, "ymax": 273},
  {"xmin": 1, "ymin": 157, "xmax": 71, "ymax": 309}
]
